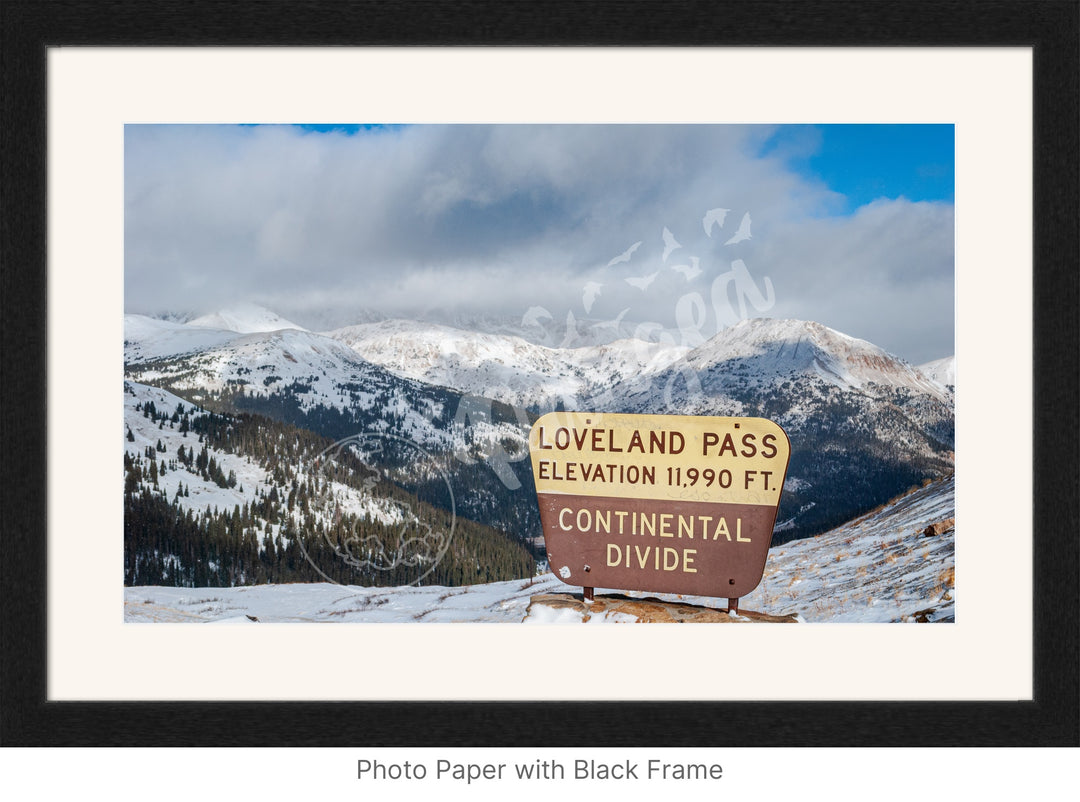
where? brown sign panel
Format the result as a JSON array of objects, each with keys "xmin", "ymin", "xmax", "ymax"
[{"xmin": 529, "ymin": 412, "xmax": 790, "ymax": 599}]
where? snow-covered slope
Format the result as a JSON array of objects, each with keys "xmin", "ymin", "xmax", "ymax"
[
  {"xmin": 124, "ymin": 381, "xmax": 418, "ymax": 570},
  {"xmin": 919, "ymin": 355, "xmax": 956, "ymax": 390},
  {"xmin": 124, "ymin": 314, "xmax": 241, "ymax": 362},
  {"xmin": 124, "ymin": 379, "xmax": 538, "ymax": 589},
  {"xmin": 132, "ymin": 324, "xmax": 375, "ymax": 400},
  {"xmin": 125, "ymin": 317, "xmax": 458, "ymax": 446},
  {"xmin": 125, "ymin": 381, "xmax": 267, "ymax": 517},
  {"xmin": 741, "ymin": 473, "xmax": 954, "ymax": 622},
  {"xmin": 326, "ymin": 318, "xmax": 688, "ymax": 408},
  {"xmin": 125, "ymin": 472, "xmax": 954, "ymax": 624},
  {"xmin": 126, "ymin": 304, "xmax": 307, "ymax": 365},
  {"xmin": 188, "ymin": 302, "xmax": 307, "ymax": 334}
]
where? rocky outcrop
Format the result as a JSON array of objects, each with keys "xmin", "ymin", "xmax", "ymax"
[
  {"xmin": 524, "ymin": 592, "xmax": 800, "ymax": 623},
  {"xmin": 922, "ymin": 517, "xmax": 955, "ymax": 536}
]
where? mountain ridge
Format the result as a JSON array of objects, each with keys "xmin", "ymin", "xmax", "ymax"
[
  {"xmin": 188, "ymin": 302, "xmax": 308, "ymax": 334},
  {"xmin": 124, "ymin": 306, "xmax": 954, "ymax": 544}
]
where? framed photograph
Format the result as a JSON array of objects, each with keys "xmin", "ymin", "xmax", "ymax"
[{"xmin": 2, "ymin": 1, "xmax": 1076, "ymax": 751}]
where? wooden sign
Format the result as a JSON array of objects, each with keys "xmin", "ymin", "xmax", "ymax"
[{"xmin": 529, "ymin": 412, "xmax": 790, "ymax": 601}]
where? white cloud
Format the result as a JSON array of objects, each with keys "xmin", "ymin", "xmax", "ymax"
[{"xmin": 124, "ymin": 124, "xmax": 954, "ymax": 362}]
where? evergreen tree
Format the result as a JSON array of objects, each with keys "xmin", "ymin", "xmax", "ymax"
[{"xmin": 125, "ymin": 397, "xmax": 536, "ymax": 588}]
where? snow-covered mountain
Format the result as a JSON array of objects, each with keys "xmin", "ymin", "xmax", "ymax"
[
  {"xmin": 326, "ymin": 318, "xmax": 688, "ymax": 408},
  {"xmin": 327, "ymin": 315, "xmax": 950, "ymax": 413},
  {"xmin": 327, "ymin": 315, "xmax": 956, "ymax": 543},
  {"xmin": 619, "ymin": 317, "xmax": 954, "ymax": 447},
  {"xmin": 123, "ymin": 315, "xmax": 539, "ymax": 537},
  {"xmin": 598, "ymin": 318, "xmax": 955, "ymax": 539},
  {"xmin": 675, "ymin": 318, "xmax": 948, "ymax": 400},
  {"xmin": 126, "ymin": 314, "xmax": 455, "ymax": 443},
  {"xmin": 919, "ymin": 355, "xmax": 956, "ymax": 390},
  {"xmin": 125, "ymin": 314, "xmax": 242, "ymax": 362},
  {"xmin": 610, "ymin": 316, "xmax": 952, "ymax": 425},
  {"xmin": 188, "ymin": 302, "xmax": 307, "ymax": 334},
  {"xmin": 125, "ymin": 307, "xmax": 954, "ymax": 545}
]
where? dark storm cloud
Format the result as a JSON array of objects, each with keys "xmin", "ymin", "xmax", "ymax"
[{"xmin": 125, "ymin": 124, "xmax": 954, "ymax": 363}]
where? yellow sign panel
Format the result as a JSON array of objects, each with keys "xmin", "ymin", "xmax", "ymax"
[{"xmin": 530, "ymin": 411, "xmax": 790, "ymax": 507}]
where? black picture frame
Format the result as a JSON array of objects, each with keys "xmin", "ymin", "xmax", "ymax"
[{"xmin": 2, "ymin": 0, "xmax": 1077, "ymax": 747}]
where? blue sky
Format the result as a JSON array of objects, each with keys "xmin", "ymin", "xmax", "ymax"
[
  {"xmin": 762, "ymin": 124, "xmax": 954, "ymax": 213},
  {"xmin": 125, "ymin": 124, "xmax": 955, "ymax": 362},
  {"xmin": 274, "ymin": 123, "xmax": 402, "ymax": 136}
]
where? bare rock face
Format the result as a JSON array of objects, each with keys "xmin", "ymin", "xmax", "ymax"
[
  {"xmin": 922, "ymin": 517, "xmax": 955, "ymax": 536},
  {"xmin": 524, "ymin": 592, "xmax": 799, "ymax": 623}
]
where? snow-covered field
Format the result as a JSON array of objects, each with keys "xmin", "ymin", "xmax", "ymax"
[
  {"xmin": 125, "ymin": 473, "xmax": 954, "ymax": 624},
  {"xmin": 125, "ymin": 574, "xmax": 564, "ymax": 623}
]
